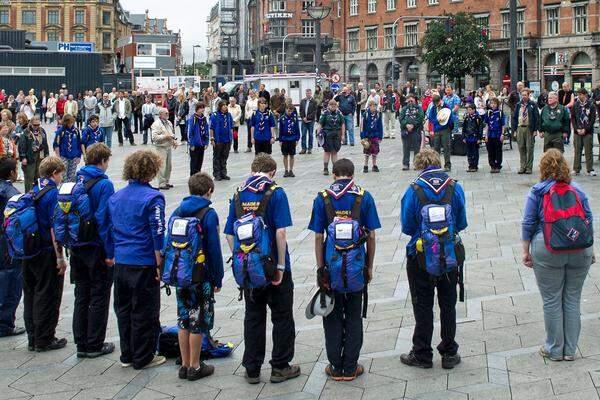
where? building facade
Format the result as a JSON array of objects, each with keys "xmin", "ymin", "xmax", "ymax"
[
  {"xmin": 115, "ymin": 32, "xmax": 182, "ymax": 77},
  {"xmin": 327, "ymin": 0, "xmax": 600, "ymax": 92},
  {"xmin": 0, "ymin": 0, "xmax": 131, "ymax": 72}
]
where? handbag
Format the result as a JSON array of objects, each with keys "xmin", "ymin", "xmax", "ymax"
[
  {"xmin": 360, "ymin": 138, "xmax": 370, "ymax": 149},
  {"xmin": 45, "ymin": 111, "xmax": 54, "ymax": 119}
]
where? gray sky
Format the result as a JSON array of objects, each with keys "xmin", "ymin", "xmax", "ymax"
[{"xmin": 120, "ymin": 0, "xmax": 212, "ymax": 64}]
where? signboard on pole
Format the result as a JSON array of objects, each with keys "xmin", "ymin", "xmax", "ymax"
[
  {"xmin": 136, "ymin": 77, "xmax": 169, "ymax": 94},
  {"xmin": 134, "ymin": 56, "xmax": 157, "ymax": 69},
  {"xmin": 330, "ymin": 83, "xmax": 340, "ymax": 92},
  {"xmin": 330, "ymin": 73, "xmax": 341, "ymax": 83},
  {"xmin": 168, "ymin": 76, "xmax": 210, "ymax": 93},
  {"xmin": 57, "ymin": 42, "xmax": 93, "ymax": 53}
]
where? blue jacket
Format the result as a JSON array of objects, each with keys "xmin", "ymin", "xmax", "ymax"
[
  {"xmin": 462, "ymin": 112, "xmax": 484, "ymax": 143},
  {"xmin": 0, "ymin": 180, "xmax": 19, "ymax": 267},
  {"xmin": 81, "ymin": 126, "xmax": 104, "ymax": 148},
  {"xmin": 53, "ymin": 126, "xmax": 82, "ymax": 159},
  {"xmin": 33, "ymin": 178, "xmax": 58, "ymax": 251},
  {"xmin": 401, "ymin": 168, "xmax": 468, "ymax": 256},
  {"xmin": 334, "ymin": 93, "xmax": 356, "ymax": 116},
  {"xmin": 484, "ymin": 109, "xmax": 505, "ymax": 139},
  {"xmin": 360, "ymin": 109, "xmax": 383, "ymax": 140},
  {"xmin": 77, "ymin": 166, "xmax": 115, "ymax": 259},
  {"xmin": 522, "ymin": 179, "xmax": 593, "ymax": 241},
  {"xmin": 427, "ymin": 104, "xmax": 453, "ymax": 133},
  {"xmin": 224, "ymin": 175, "xmax": 293, "ymax": 270},
  {"xmin": 108, "ymin": 181, "xmax": 165, "ymax": 266},
  {"xmin": 278, "ymin": 112, "xmax": 301, "ymax": 142},
  {"xmin": 187, "ymin": 113, "xmax": 210, "ymax": 148},
  {"xmin": 251, "ymin": 110, "xmax": 276, "ymax": 142},
  {"xmin": 170, "ymin": 196, "xmax": 224, "ymax": 288},
  {"xmin": 209, "ymin": 111, "xmax": 233, "ymax": 143}
]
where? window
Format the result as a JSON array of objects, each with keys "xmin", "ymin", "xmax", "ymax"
[
  {"xmin": 47, "ymin": 31, "xmax": 59, "ymax": 41},
  {"xmin": 337, "ymin": 0, "xmax": 341, "ymax": 17},
  {"xmin": 0, "ymin": 10, "xmax": 9, "ymax": 25},
  {"xmin": 302, "ymin": 0, "xmax": 314, "ymax": 10},
  {"xmin": 0, "ymin": 66, "xmax": 65, "ymax": 76},
  {"xmin": 428, "ymin": 0, "xmax": 438, "ymax": 5},
  {"xmin": 368, "ymin": 0, "xmax": 377, "ymax": 13},
  {"xmin": 74, "ymin": 32, "xmax": 85, "ymax": 42},
  {"xmin": 102, "ymin": 11, "xmax": 111, "ymax": 26},
  {"xmin": 269, "ymin": 19, "xmax": 286, "ymax": 37},
  {"xmin": 349, "ymin": 0, "xmax": 358, "ymax": 16},
  {"xmin": 501, "ymin": 10, "xmax": 524, "ymax": 38},
  {"xmin": 269, "ymin": 0, "xmax": 286, "ymax": 11},
  {"xmin": 573, "ymin": 4, "xmax": 588, "ymax": 34},
  {"xmin": 347, "ymin": 29, "xmax": 359, "ymax": 52},
  {"xmin": 47, "ymin": 10, "xmax": 59, "ymax": 25},
  {"xmin": 546, "ymin": 7, "xmax": 559, "ymax": 36},
  {"xmin": 22, "ymin": 10, "xmax": 36, "ymax": 25},
  {"xmin": 475, "ymin": 15, "xmax": 489, "ymax": 37},
  {"xmin": 404, "ymin": 23, "xmax": 418, "ymax": 46},
  {"xmin": 156, "ymin": 44, "xmax": 171, "ymax": 56},
  {"xmin": 137, "ymin": 43, "xmax": 152, "ymax": 55},
  {"xmin": 366, "ymin": 27, "xmax": 378, "ymax": 50},
  {"xmin": 301, "ymin": 20, "xmax": 315, "ymax": 37},
  {"xmin": 387, "ymin": 0, "xmax": 396, "ymax": 10},
  {"xmin": 384, "ymin": 25, "xmax": 396, "ymax": 49},
  {"xmin": 407, "ymin": 0, "xmax": 416, "ymax": 7},
  {"xmin": 74, "ymin": 9, "xmax": 85, "ymax": 25},
  {"xmin": 102, "ymin": 32, "xmax": 111, "ymax": 50}
]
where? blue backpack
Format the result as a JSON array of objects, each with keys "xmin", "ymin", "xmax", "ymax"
[
  {"xmin": 321, "ymin": 190, "xmax": 369, "ymax": 317},
  {"xmin": 162, "ymin": 207, "xmax": 210, "ymax": 288},
  {"xmin": 3, "ymin": 186, "xmax": 53, "ymax": 260},
  {"xmin": 231, "ymin": 185, "xmax": 277, "ymax": 291},
  {"xmin": 53, "ymin": 177, "xmax": 103, "ymax": 249}
]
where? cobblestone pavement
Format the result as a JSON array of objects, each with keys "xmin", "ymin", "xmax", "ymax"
[{"xmin": 2, "ymin": 126, "xmax": 600, "ymax": 400}]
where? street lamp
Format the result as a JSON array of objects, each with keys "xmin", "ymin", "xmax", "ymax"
[
  {"xmin": 221, "ymin": 23, "xmax": 238, "ymax": 81},
  {"xmin": 307, "ymin": 3, "xmax": 331, "ymax": 75},
  {"xmin": 192, "ymin": 44, "xmax": 202, "ymax": 76}
]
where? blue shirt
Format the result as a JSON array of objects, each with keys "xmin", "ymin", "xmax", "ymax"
[
  {"xmin": 108, "ymin": 180, "xmax": 165, "ymax": 266},
  {"xmin": 170, "ymin": 196, "xmax": 225, "ymax": 288},
  {"xmin": 401, "ymin": 169, "xmax": 468, "ymax": 256},
  {"xmin": 81, "ymin": 126, "xmax": 104, "ymax": 148},
  {"xmin": 484, "ymin": 109, "xmax": 505, "ymax": 139},
  {"xmin": 278, "ymin": 111, "xmax": 301, "ymax": 142},
  {"xmin": 360, "ymin": 110, "xmax": 383, "ymax": 140},
  {"xmin": 53, "ymin": 126, "xmax": 82, "ymax": 159},
  {"xmin": 187, "ymin": 113, "xmax": 210, "ymax": 148},
  {"xmin": 224, "ymin": 175, "xmax": 293, "ymax": 270},
  {"xmin": 427, "ymin": 104, "xmax": 453, "ymax": 132},
  {"xmin": 251, "ymin": 110, "xmax": 276, "ymax": 142},
  {"xmin": 33, "ymin": 178, "xmax": 58, "ymax": 250},
  {"xmin": 443, "ymin": 94, "xmax": 461, "ymax": 122},
  {"xmin": 209, "ymin": 111, "xmax": 233, "ymax": 143}
]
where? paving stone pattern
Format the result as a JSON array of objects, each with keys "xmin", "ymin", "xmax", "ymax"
[{"xmin": 2, "ymin": 125, "xmax": 600, "ymax": 399}]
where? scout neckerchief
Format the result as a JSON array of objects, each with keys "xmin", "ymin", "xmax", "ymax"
[
  {"xmin": 327, "ymin": 109, "xmax": 341, "ymax": 129},
  {"xmin": 577, "ymin": 100, "xmax": 589, "ymax": 125},
  {"xmin": 367, "ymin": 109, "xmax": 378, "ymax": 132},
  {"xmin": 415, "ymin": 167, "xmax": 452, "ymax": 195},
  {"xmin": 61, "ymin": 126, "xmax": 76, "ymax": 153},
  {"xmin": 90, "ymin": 126, "xmax": 101, "ymax": 143},
  {"xmin": 194, "ymin": 113, "xmax": 206, "ymax": 131},
  {"xmin": 239, "ymin": 173, "xmax": 273, "ymax": 193},
  {"xmin": 257, "ymin": 109, "xmax": 269, "ymax": 133},
  {"xmin": 326, "ymin": 178, "xmax": 360, "ymax": 200},
  {"xmin": 283, "ymin": 112, "xmax": 295, "ymax": 137}
]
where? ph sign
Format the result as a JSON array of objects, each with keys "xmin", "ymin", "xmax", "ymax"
[{"xmin": 57, "ymin": 42, "xmax": 94, "ymax": 53}]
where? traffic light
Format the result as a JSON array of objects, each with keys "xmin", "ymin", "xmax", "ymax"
[{"xmin": 393, "ymin": 63, "xmax": 400, "ymax": 80}]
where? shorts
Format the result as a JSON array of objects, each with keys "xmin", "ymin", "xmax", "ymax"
[
  {"xmin": 363, "ymin": 138, "xmax": 381, "ymax": 156},
  {"xmin": 280, "ymin": 140, "xmax": 297, "ymax": 156},
  {"xmin": 176, "ymin": 281, "xmax": 214, "ymax": 335},
  {"xmin": 322, "ymin": 130, "xmax": 341, "ymax": 153},
  {"xmin": 254, "ymin": 140, "xmax": 272, "ymax": 155}
]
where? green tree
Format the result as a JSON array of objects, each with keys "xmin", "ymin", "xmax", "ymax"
[
  {"xmin": 421, "ymin": 12, "xmax": 489, "ymax": 93},
  {"xmin": 183, "ymin": 62, "xmax": 212, "ymax": 77}
]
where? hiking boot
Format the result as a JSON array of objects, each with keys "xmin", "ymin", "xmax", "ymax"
[
  {"xmin": 289, "ymin": 171, "xmax": 295, "ymax": 178},
  {"xmin": 324, "ymin": 364, "xmax": 344, "ymax": 381},
  {"xmin": 300, "ymin": 149, "xmax": 307, "ymax": 154},
  {"xmin": 245, "ymin": 370, "xmax": 261, "ymax": 384},
  {"xmin": 323, "ymin": 168, "xmax": 329, "ymax": 176},
  {"xmin": 142, "ymin": 355, "xmax": 166, "ymax": 369},
  {"xmin": 441, "ymin": 354, "xmax": 461, "ymax": 369},
  {"xmin": 343, "ymin": 364, "xmax": 364, "ymax": 381},
  {"xmin": 363, "ymin": 166, "xmax": 369, "ymax": 173},
  {"xmin": 86, "ymin": 342, "xmax": 115, "ymax": 359},
  {"xmin": 188, "ymin": 362, "xmax": 214, "ymax": 381},
  {"xmin": 222, "ymin": 175, "xmax": 231, "ymax": 180},
  {"xmin": 270, "ymin": 364, "xmax": 301, "ymax": 383},
  {"xmin": 372, "ymin": 165, "xmax": 380, "ymax": 172},
  {"xmin": 178, "ymin": 366, "xmax": 188, "ymax": 380},
  {"xmin": 35, "ymin": 337, "xmax": 67, "ymax": 352},
  {"xmin": 283, "ymin": 170, "xmax": 290, "ymax": 177},
  {"xmin": 307, "ymin": 149, "xmax": 312, "ymax": 154},
  {"xmin": 517, "ymin": 169, "xmax": 525, "ymax": 174},
  {"xmin": 400, "ymin": 352, "xmax": 433, "ymax": 369},
  {"xmin": 402, "ymin": 165, "xmax": 410, "ymax": 171}
]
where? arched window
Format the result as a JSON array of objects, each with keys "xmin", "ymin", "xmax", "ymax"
[
  {"xmin": 366, "ymin": 63, "xmax": 378, "ymax": 89},
  {"xmin": 348, "ymin": 64, "xmax": 360, "ymax": 81}
]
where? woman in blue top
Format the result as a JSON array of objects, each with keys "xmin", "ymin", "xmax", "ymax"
[
  {"xmin": 522, "ymin": 149, "xmax": 594, "ymax": 362},
  {"xmin": 53, "ymin": 114, "xmax": 84, "ymax": 182},
  {"xmin": 278, "ymin": 104, "xmax": 300, "ymax": 177},
  {"xmin": 360, "ymin": 100, "xmax": 383, "ymax": 174}
]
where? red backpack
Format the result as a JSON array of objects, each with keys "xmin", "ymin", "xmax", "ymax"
[{"xmin": 542, "ymin": 182, "xmax": 593, "ymax": 253}]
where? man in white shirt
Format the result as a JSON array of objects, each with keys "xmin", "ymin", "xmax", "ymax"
[{"xmin": 112, "ymin": 91, "xmax": 134, "ymax": 146}]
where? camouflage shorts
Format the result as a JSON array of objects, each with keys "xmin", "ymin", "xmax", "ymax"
[{"xmin": 176, "ymin": 281, "xmax": 214, "ymax": 335}]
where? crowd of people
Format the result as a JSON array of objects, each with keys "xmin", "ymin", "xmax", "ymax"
[{"xmin": 0, "ymin": 78, "xmax": 597, "ymax": 387}]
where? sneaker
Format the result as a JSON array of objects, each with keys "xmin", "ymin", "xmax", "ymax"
[
  {"xmin": 245, "ymin": 148, "xmax": 252, "ymax": 153},
  {"xmin": 324, "ymin": 364, "xmax": 344, "ymax": 381},
  {"xmin": 372, "ymin": 165, "xmax": 380, "ymax": 172},
  {"xmin": 214, "ymin": 176, "xmax": 222, "ymax": 181},
  {"xmin": 525, "ymin": 170, "xmax": 532, "ymax": 175},
  {"xmin": 178, "ymin": 366, "xmax": 188, "ymax": 380},
  {"xmin": 539, "ymin": 346, "xmax": 562, "ymax": 362},
  {"xmin": 35, "ymin": 337, "xmax": 67, "ymax": 352},
  {"xmin": 85, "ymin": 342, "xmax": 115, "ymax": 359},
  {"xmin": 402, "ymin": 166, "xmax": 410, "ymax": 171},
  {"xmin": 142, "ymin": 355, "xmax": 166, "ymax": 369},
  {"xmin": 443, "ymin": 167, "xmax": 451, "ymax": 172},
  {"xmin": 350, "ymin": 143, "xmax": 355, "ymax": 146},
  {"xmin": 289, "ymin": 171, "xmax": 295, "ymax": 178},
  {"xmin": 283, "ymin": 171, "xmax": 290, "ymax": 177},
  {"xmin": 517, "ymin": 169, "xmax": 525, "ymax": 174},
  {"xmin": 441, "ymin": 354, "xmax": 461, "ymax": 369},
  {"xmin": 363, "ymin": 166, "xmax": 369, "ymax": 173},
  {"xmin": 167, "ymin": 184, "xmax": 174, "ymax": 188},
  {"xmin": 245, "ymin": 370, "xmax": 261, "ymax": 384},
  {"xmin": 158, "ymin": 185, "xmax": 170, "ymax": 191},
  {"xmin": 563, "ymin": 355, "xmax": 576, "ymax": 361},
  {"xmin": 400, "ymin": 352, "xmax": 433, "ymax": 369},
  {"xmin": 323, "ymin": 169, "xmax": 329, "ymax": 176},
  {"xmin": 188, "ymin": 362, "xmax": 215, "ymax": 381},
  {"xmin": 343, "ymin": 364, "xmax": 364, "ymax": 381},
  {"xmin": 270, "ymin": 364, "xmax": 301, "ymax": 383},
  {"xmin": 307, "ymin": 149, "xmax": 312, "ymax": 154},
  {"xmin": 588, "ymin": 171, "xmax": 597, "ymax": 177},
  {"xmin": 573, "ymin": 171, "xmax": 581, "ymax": 176},
  {"xmin": 121, "ymin": 362, "xmax": 133, "ymax": 368},
  {"xmin": 234, "ymin": 150, "xmax": 239, "ymax": 154},
  {"xmin": 0, "ymin": 326, "xmax": 26, "ymax": 337},
  {"xmin": 300, "ymin": 149, "xmax": 307, "ymax": 155},
  {"xmin": 222, "ymin": 175, "xmax": 231, "ymax": 180}
]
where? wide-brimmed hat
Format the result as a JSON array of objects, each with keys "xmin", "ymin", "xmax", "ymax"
[
  {"xmin": 305, "ymin": 288, "xmax": 335, "ymax": 319},
  {"xmin": 436, "ymin": 107, "xmax": 451, "ymax": 126}
]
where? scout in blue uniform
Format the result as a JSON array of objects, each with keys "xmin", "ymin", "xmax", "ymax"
[
  {"xmin": 360, "ymin": 100, "xmax": 383, "ymax": 173},
  {"xmin": 308, "ymin": 158, "xmax": 380, "ymax": 381},
  {"xmin": 53, "ymin": 114, "xmax": 84, "ymax": 182},
  {"xmin": 108, "ymin": 150, "xmax": 166, "ymax": 370},
  {"xmin": 224, "ymin": 154, "xmax": 300, "ymax": 385},
  {"xmin": 250, "ymin": 98, "xmax": 277, "ymax": 155},
  {"xmin": 81, "ymin": 115, "xmax": 105, "ymax": 151},
  {"xmin": 278, "ymin": 104, "xmax": 301, "ymax": 177},
  {"xmin": 209, "ymin": 101, "xmax": 233, "ymax": 181},
  {"xmin": 484, "ymin": 98, "xmax": 506, "ymax": 173}
]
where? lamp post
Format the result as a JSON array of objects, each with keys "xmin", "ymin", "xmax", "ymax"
[
  {"xmin": 282, "ymin": 32, "xmax": 304, "ymax": 73},
  {"xmin": 221, "ymin": 23, "xmax": 238, "ymax": 81},
  {"xmin": 307, "ymin": 3, "xmax": 331, "ymax": 75},
  {"xmin": 192, "ymin": 44, "xmax": 202, "ymax": 76}
]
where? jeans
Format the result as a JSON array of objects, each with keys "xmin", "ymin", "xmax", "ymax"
[
  {"xmin": 102, "ymin": 126, "xmax": 114, "ymax": 148},
  {"xmin": 433, "ymin": 128, "xmax": 452, "ymax": 169},
  {"xmin": 323, "ymin": 291, "xmax": 363, "ymax": 374},
  {"xmin": 301, "ymin": 121, "xmax": 315, "ymax": 150},
  {"xmin": 402, "ymin": 131, "xmax": 421, "ymax": 167},
  {"xmin": 343, "ymin": 114, "xmax": 354, "ymax": 145},
  {"xmin": 84, "ymin": 109, "xmax": 95, "ymax": 125},
  {"xmin": 531, "ymin": 234, "xmax": 592, "ymax": 358},
  {"xmin": 0, "ymin": 259, "xmax": 22, "ymax": 335}
]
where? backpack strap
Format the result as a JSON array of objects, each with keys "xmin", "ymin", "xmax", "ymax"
[
  {"xmin": 440, "ymin": 182, "xmax": 455, "ymax": 205},
  {"xmin": 350, "ymin": 192, "xmax": 364, "ymax": 221},
  {"xmin": 319, "ymin": 190, "xmax": 335, "ymax": 225},
  {"xmin": 255, "ymin": 184, "xmax": 277, "ymax": 218},
  {"xmin": 233, "ymin": 191, "xmax": 244, "ymax": 219},
  {"xmin": 84, "ymin": 176, "xmax": 103, "ymax": 192},
  {"xmin": 194, "ymin": 206, "xmax": 211, "ymax": 224},
  {"xmin": 411, "ymin": 183, "xmax": 430, "ymax": 206},
  {"xmin": 33, "ymin": 185, "xmax": 52, "ymax": 201}
]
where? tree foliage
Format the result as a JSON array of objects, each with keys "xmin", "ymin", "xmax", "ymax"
[
  {"xmin": 421, "ymin": 12, "xmax": 489, "ymax": 84},
  {"xmin": 183, "ymin": 62, "xmax": 212, "ymax": 77}
]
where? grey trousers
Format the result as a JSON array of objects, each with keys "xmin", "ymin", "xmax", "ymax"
[
  {"xmin": 155, "ymin": 146, "xmax": 172, "ymax": 186},
  {"xmin": 402, "ymin": 131, "xmax": 421, "ymax": 167}
]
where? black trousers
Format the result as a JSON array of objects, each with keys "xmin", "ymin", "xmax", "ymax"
[
  {"xmin": 179, "ymin": 124, "xmax": 188, "ymax": 142},
  {"xmin": 243, "ymin": 270, "xmax": 295, "ymax": 374},
  {"xmin": 116, "ymin": 117, "xmax": 134, "ymax": 145},
  {"xmin": 113, "ymin": 264, "xmax": 160, "ymax": 369},
  {"xmin": 212, "ymin": 142, "xmax": 231, "ymax": 179},
  {"xmin": 23, "ymin": 251, "xmax": 64, "ymax": 348},
  {"xmin": 190, "ymin": 146, "xmax": 205, "ymax": 176},
  {"xmin": 323, "ymin": 291, "xmax": 363, "ymax": 373},
  {"xmin": 406, "ymin": 255, "xmax": 458, "ymax": 362},
  {"xmin": 466, "ymin": 142, "xmax": 479, "ymax": 168},
  {"xmin": 246, "ymin": 120, "xmax": 253, "ymax": 149},
  {"xmin": 486, "ymin": 137, "xmax": 503, "ymax": 169},
  {"xmin": 133, "ymin": 112, "xmax": 142, "ymax": 133},
  {"xmin": 71, "ymin": 248, "xmax": 113, "ymax": 353},
  {"xmin": 356, "ymin": 105, "xmax": 362, "ymax": 127}
]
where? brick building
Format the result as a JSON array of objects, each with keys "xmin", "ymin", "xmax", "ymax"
[
  {"xmin": 326, "ymin": 0, "xmax": 600, "ymax": 92},
  {"xmin": 0, "ymin": 0, "xmax": 131, "ymax": 71}
]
